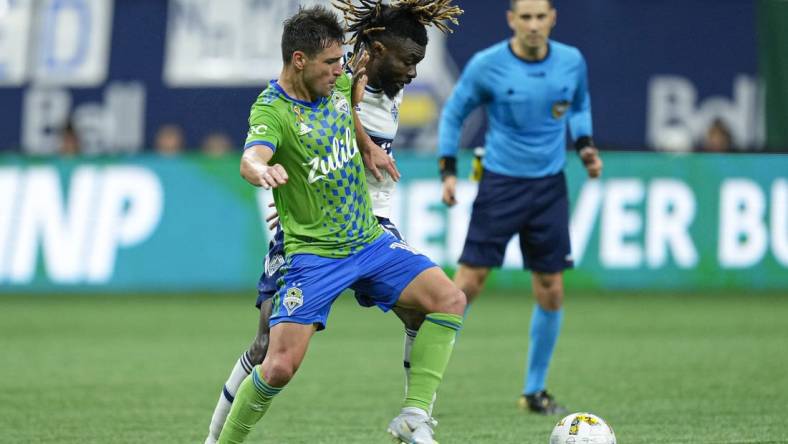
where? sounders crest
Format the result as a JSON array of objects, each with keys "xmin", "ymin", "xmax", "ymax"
[{"xmin": 283, "ymin": 286, "xmax": 304, "ymax": 315}]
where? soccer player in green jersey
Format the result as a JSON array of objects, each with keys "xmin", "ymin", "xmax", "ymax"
[
  {"xmin": 215, "ymin": 6, "xmax": 465, "ymax": 444},
  {"xmin": 205, "ymin": 2, "xmax": 464, "ymax": 443}
]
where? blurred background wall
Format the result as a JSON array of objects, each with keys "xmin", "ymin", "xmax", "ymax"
[
  {"xmin": 0, "ymin": 0, "xmax": 786, "ymax": 293},
  {"xmin": 0, "ymin": 0, "xmax": 775, "ymax": 154}
]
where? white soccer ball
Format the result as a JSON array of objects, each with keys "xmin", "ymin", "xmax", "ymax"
[{"xmin": 549, "ymin": 412, "xmax": 616, "ymax": 444}]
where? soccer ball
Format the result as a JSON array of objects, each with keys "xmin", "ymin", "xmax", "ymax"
[{"xmin": 549, "ymin": 412, "xmax": 616, "ymax": 444}]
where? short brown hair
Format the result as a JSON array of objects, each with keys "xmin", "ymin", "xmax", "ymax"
[{"xmin": 281, "ymin": 5, "xmax": 344, "ymax": 63}]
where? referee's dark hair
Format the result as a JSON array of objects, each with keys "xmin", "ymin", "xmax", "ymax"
[
  {"xmin": 510, "ymin": 0, "xmax": 554, "ymax": 9},
  {"xmin": 281, "ymin": 5, "xmax": 345, "ymax": 64},
  {"xmin": 334, "ymin": 0, "xmax": 463, "ymax": 52}
]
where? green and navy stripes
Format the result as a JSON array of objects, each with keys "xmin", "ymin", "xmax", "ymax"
[
  {"xmin": 425, "ymin": 313, "xmax": 463, "ymax": 332},
  {"xmin": 252, "ymin": 368, "xmax": 283, "ymax": 400}
]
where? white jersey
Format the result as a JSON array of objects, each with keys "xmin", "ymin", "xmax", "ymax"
[{"xmin": 357, "ymin": 85, "xmax": 402, "ymax": 219}]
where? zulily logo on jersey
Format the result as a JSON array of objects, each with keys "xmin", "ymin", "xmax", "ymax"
[{"xmin": 305, "ymin": 128, "xmax": 359, "ymax": 184}]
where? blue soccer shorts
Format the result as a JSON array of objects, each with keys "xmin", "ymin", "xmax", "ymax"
[
  {"xmin": 267, "ymin": 231, "xmax": 435, "ymax": 330},
  {"xmin": 256, "ymin": 217, "xmax": 404, "ymax": 308},
  {"xmin": 459, "ymin": 169, "xmax": 573, "ymax": 273}
]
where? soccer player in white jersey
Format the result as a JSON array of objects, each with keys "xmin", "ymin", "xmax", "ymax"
[{"xmin": 204, "ymin": 2, "xmax": 462, "ymax": 443}]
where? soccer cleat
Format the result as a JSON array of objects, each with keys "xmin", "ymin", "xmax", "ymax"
[
  {"xmin": 518, "ymin": 390, "xmax": 568, "ymax": 415},
  {"xmin": 387, "ymin": 408, "xmax": 439, "ymax": 444}
]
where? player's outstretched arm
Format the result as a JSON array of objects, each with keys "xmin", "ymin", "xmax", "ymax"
[{"xmin": 240, "ymin": 145, "xmax": 289, "ymax": 189}]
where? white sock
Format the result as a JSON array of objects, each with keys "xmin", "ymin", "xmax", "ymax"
[
  {"xmin": 403, "ymin": 327, "xmax": 418, "ymax": 394},
  {"xmin": 205, "ymin": 351, "xmax": 254, "ymax": 443}
]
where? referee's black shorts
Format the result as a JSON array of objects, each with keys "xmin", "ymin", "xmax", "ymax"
[{"xmin": 459, "ymin": 169, "xmax": 573, "ymax": 273}]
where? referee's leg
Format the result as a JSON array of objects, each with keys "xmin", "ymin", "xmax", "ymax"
[
  {"xmin": 453, "ymin": 264, "xmax": 491, "ymax": 304},
  {"xmin": 531, "ymin": 271, "xmax": 563, "ymax": 311}
]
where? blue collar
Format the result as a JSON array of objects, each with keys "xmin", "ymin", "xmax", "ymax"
[
  {"xmin": 271, "ymin": 80, "xmax": 325, "ymax": 108},
  {"xmin": 507, "ymin": 40, "xmax": 552, "ymax": 65}
]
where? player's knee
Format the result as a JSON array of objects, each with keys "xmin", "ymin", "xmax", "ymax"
[
  {"xmin": 433, "ymin": 287, "xmax": 466, "ymax": 315},
  {"xmin": 534, "ymin": 274, "xmax": 563, "ymax": 310},
  {"xmin": 262, "ymin": 356, "xmax": 297, "ymax": 387},
  {"xmin": 453, "ymin": 288, "xmax": 468, "ymax": 314},
  {"xmin": 247, "ymin": 334, "xmax": 269, "ymax": 365}
]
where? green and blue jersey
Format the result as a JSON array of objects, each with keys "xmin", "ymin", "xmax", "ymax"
[{"xmin": 244, "ymin": 73, "xmax": 383, "ymax": 258}]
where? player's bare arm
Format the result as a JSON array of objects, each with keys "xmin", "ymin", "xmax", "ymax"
[
  {"xmin": 240, "ymin": 145, "xmax": 289, "ymax": 189},
  {"xmin": 349, "ymin": 47, "xmax": 370, "ymax": 105},
  {"xmin": 348, "ymin": 48, "xmax": 401, "ymax": 182},
  {"xmin": 353, "ymin": 108, "xmax": 401, "ymax": 182}
]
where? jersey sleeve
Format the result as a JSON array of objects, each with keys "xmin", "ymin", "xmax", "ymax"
[
  {"xmin": 244, "ymin": 103, "xmax": 285, "ymax": 152},
  {"xmin": 438, "ymin": 53, "xmax": 490, "ymax": 157},
  {"xmin": 568, "ymin": 52, "xmax": 593, "ymax": 141}
]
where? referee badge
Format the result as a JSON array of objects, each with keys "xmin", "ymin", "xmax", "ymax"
[{"xmin": 551, "ymin": 100, "xmax": 570, "ymax": 119}]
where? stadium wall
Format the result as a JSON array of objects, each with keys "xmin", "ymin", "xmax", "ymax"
[
  {"xmin": 1, "ymin": 153, "xmax": 786, "ymax": 293},
  {"xmin": 0, "ymin": 0, "xmax": 758, "ymax": 153}
]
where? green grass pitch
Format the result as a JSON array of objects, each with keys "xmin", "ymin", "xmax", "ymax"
[{"xmin": 2, "ymin": 290, "xmax": 787, "ymax": 443}]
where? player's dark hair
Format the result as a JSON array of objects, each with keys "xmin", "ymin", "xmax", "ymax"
[
  {"xmin": 281, "ymin": 5, "xmax": 345, "ymax": 64},
  {"xmin": 334, "ymin": 0, "xmax": 463, "ymax": 51},
  {"xmin": 510, "ymin": 0, "xmax": 554, "ymax": 9}
]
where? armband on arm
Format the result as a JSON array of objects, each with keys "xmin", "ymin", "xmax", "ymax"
[
  {"xmin": 439, "ymin": 156, "xmax": 457, "ymax": 181},
  {"xmin": 574, "ymin": 136, "xmax": 595, "ymax": 152}
]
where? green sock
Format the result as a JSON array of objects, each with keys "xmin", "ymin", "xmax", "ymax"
[
  {"xmin": 217, "ymin": 366, "xmax": 282, "ymax": 444},
  {"xmin": 404, "ymin": 313, "xmax": 463, "ymax": 412}
]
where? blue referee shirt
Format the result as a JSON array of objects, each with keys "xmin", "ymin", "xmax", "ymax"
[{"xmin": 438, "ymin": 39, "xmax": 593, "ymax": 178}]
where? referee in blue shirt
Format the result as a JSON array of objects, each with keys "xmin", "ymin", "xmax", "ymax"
[{"xmin": 438, "ymin": 0, "xmax": 603, "ymax": 415}]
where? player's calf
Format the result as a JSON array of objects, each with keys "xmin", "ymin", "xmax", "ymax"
[
  {"xmin": 392, "ymin": 306, "xmax": 426, "ymax": 331},
  {"xmin": 247, "ymin": 333, "xmax": 268, "ymax": 365},
  {"xmin": 248, "ymin": 298, "xmax": 274, "ymax": 364},
  {"xmin": 204, "ymin": 300, "xmax": 273, "ymax": 443}
]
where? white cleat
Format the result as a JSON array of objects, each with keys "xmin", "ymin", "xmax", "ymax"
[
  {"xmin": 204, "ymin": 436, "xmax": 217, "ymax": 444},
  {"xmin": 387, "ymin": 408, "xmax": 438, "ymax": 444}
]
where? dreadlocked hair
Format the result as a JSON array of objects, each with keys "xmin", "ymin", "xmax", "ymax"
[{"xmin": 333, "ymin": 0, "xmax": 463, "ymax": 50}]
